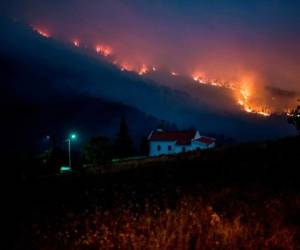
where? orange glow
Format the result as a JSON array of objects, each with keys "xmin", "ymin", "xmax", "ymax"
[
  {"xmin": 191, "ymin": 71, "xmax": 272, "ymax": 117},
  {"xmin": 120, "ymin": 63, "xmax": 133, "ymax": 72},
  {"xmin": 236, "ymin": 83, "xmax": 271, "ymax": 117},
  {"xmin": 192, "ymin": 71, "xmax": 206, "ymax": 82},
  {"xmin": 245, "ymin": 107, "xmax": 253, "ymax": 113},
  {"xmin": 210, "ymin": 80, "xmax": 223, "ymax": 87},
  {"xmin": 95, "ymin": 44, "xmax": 112, "ymax": 56},
  {"xmin": 238, "ymin": 99, "xmax": 244, "ymax": 106},
  {"xmin": 258, "ymin": 111, "xmax": 272, "ymax": 117},
  {"xmin": 73, "ymin": 39, "xmax": 80, "ymax": 47},
  {"xmin": 138, "ymin": 64, "xmax": 148, "ymax": 75},
  {"xmin": 239, "ymin": 85, "xmax": 251, "ymax": 102},
  {"xmin": 34, "ymin": 28, "xmax": 50, "ymax": 38},
  {"xmin": 192, "ymin": 73, "xmax": 234, "ymax": 90}
]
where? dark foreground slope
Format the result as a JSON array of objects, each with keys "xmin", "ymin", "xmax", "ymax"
[{"xmin": 10, "ymin": 136, "xmax": 300, "ymax": 249}]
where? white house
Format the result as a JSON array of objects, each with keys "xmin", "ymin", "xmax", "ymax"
[{"xmin": 148, "ymin": 129, "xmax": 216, "ymax": 157}]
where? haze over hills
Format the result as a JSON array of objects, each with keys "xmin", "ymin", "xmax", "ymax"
[{"xmin": 0, "ymin": 17, "xmax": 296, "ymax": 152}]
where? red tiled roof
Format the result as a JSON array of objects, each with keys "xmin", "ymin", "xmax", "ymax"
[
  {"xmin": 194, "ymin": 136, "xmax": 216, "ymax": 144},
  {"xmin": 148, "ymin": 130, "xmax": 196, "ymax": 145}
]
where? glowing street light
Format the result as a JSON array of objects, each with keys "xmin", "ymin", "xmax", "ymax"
[
  {"xmin": 70, "ymin": 133, "xmax": 77, "ymax": 140},
  {"xmin": 66, "ymin": 133, "xmax": 77, "ymax": 168}
]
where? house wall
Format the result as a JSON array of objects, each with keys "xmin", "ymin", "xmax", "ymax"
[
  {"xmin": 149, "ymin": 141, "xmax": 176, "ymax": 156},
  {"xmin": 174, "ymin": 145, "xmax": 193, "ymax": 154},
  {"xmin": 191, "ymin": 141, "xmax": 216, "ymax": 150},
  {"xmin": 149, "ymin": 139, "xmax": 216, "ymax": 157}
]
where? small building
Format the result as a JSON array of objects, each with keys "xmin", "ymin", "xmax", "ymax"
[{"xmin": 148, "ymin": 129, "xmax": 216, "ymax": 157}]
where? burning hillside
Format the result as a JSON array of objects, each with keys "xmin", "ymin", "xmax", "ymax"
[
  {"xmin": 33, "ymin": 27, "xmax": 50, "ymax": 38},
  {"xmin": 95, "ymin": 44, "xmax": 112, "ymax": 57}
]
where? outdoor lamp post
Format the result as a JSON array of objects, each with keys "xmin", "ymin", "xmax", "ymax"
[{"xmin": 66, "ymin": 133, "xmax": 77, "ymax": 168}]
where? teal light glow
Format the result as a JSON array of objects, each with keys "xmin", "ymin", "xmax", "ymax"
[{"xmin": 70, "ymin": 133, "xmax": 77, "ymax": 140}]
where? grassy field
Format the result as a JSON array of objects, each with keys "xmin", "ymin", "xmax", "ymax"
[
  {"xmin": 24, "ymin": 191, "xmax": 300, "ymax": 250},
  {"xmin": 13, "ymin": 136, "xmax": 300, "ymax": 249}
]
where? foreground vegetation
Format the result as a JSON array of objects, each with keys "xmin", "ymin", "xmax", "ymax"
[
  {"xmin": 12, "ymin": 136, "xmax": 300, "ymax": 249},
  {"xmin": 25, "ymin": 191, "xmax": 300, "ymax": 250}
]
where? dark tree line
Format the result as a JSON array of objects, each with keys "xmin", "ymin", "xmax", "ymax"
[
  {"xmin": 84, "ymin": 118, "xmax": 178, "ymax": 167},
  {"xmin": 287, "ymin": 105, "xmax": 300, "ymax": 134},
  {"xmin": 84, "ymin": 136, "xmax": 113, "ymax": 166},
  {"xmin": 84, "ymin": 116, "xmax": 144, "ymax": 166},
  {"xmin": 113, "ymin": 116, "xmax": 134, "ymax": 158}
]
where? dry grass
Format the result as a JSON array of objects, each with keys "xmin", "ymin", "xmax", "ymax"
[{"xmin": 30, "ymin": 193, "xmax": 300, "ymax": 250}]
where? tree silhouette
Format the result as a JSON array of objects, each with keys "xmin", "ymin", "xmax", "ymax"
[
  {"xmin": 287, "ymin": 105, "xmax": 300, "ymax": 134},
  {"xmin": 84, "ymin": 136, "xmax": 113, "ymax": 166},
  {"xmin": 139, "ymin": 136, "xmax": 149, "ymax": 156},
  {"xmin": 114, "ymin": 116, "xmax": 134, "ymax": 158},
  {"xmin": 39, "ymin": 147, "xmax": 65, "ymax": 174}
]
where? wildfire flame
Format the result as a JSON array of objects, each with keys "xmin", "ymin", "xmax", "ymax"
[
  {"xmin": 34, "ymin": 28, "xmax": 50, "ymax": 38},
  {"xmin": 192, "ymin": 72, "xmax": 206, "ymax": 83},
  {"xmin": 192, "ymin": 72, "xmax": 272, "ymax": 117},
  {"xmin": 120, "ymin": 62, "xmax": 133, "ymax": 72},
  {"xmin": 138, "ymin": 64, "xmax": 148, "ymax": 75},
  {"xmin": 236, "ymin": 83, "xmax": 271, "ymax": 117},
  {"xmin": 95, "ymin": 44, "xmax": 112, "ymax": 57},
  {"xmin": 72, "ymin": 39, "xmax": 80, "ymax": 47}
]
